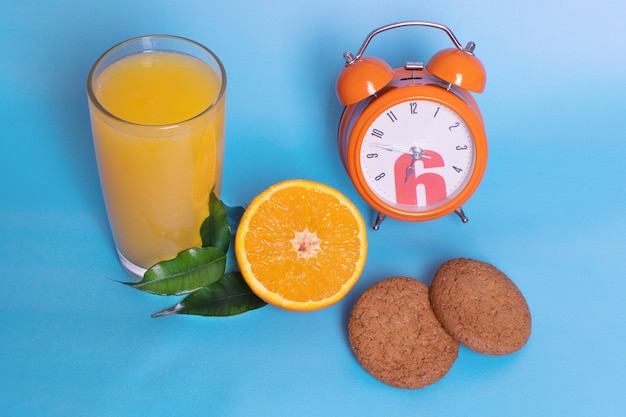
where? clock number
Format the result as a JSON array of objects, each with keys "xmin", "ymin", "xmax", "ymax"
[
  {"xmin": 433, "ymin": 106, "xmax": 440, "ymax": 118},
  {"xmin": 448, "ymin": 122, "xmax": 460, "ymax": 131},
  {"xmin": 371, "ymin": 129, "xmax": 384, "ymax": 138},
  {"xmin": 366, "ymin": 153, "xmax": 379, "ymax": 159},
  {"xmin": 453, "ymin": 166, "xmax": 463, "ymax": 173},
  {"xmin": 387, "ymin": 111, "xmax": 398, "ymax": 122},
  {"xmin": 394, "ymin": 152, "xmax": 446, "ymax": 206},
  {"xmin": 456, "ymin": 145, "xmax": 468, "ymax": 150},
  {"xmin": 375, "ymin": 172, "xmax": 386, "ymax": 181},
  {"xmin": 410, "ymin": 102, "xmax": 418, "ymax": 114}
]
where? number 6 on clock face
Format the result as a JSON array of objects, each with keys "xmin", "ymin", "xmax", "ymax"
[{"xmin": 359, "ymin": 99, "xmax": 475, "ymax": 212}]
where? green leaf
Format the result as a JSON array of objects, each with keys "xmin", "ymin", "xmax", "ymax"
[
  {"xmin": 126, "ymin": 247, "xmax": 226, "ymax": 296},
  {"xmin": 200, "ymin": 191, "xmax": 230, "ymax": 253},
  {"xmin": 151, "ymin": 272, "xmax": 266, "ymax": 317}
]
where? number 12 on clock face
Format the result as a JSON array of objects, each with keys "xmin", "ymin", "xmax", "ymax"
[{"xmin": 359, "ymin": 99, "xmax": 476, "ymax": 211}]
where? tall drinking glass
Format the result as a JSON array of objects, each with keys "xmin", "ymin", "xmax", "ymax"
[{"xmin": 87, "ymin": 35, "xmax": 226, "ymax": 279}]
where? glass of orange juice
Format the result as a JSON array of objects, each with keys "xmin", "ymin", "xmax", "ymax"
[{"xmin": 87, "ymin": 35, "xmax": 226, "ymax": 279}]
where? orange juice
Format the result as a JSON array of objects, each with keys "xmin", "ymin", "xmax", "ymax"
[{"xmin": 88, "ymin": 45, "xmax": 225, "ymax": 275}]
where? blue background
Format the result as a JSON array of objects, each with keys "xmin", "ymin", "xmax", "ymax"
[{"xmin": 1, "ymin": 0, "xmax": 625, "ymax": 415}]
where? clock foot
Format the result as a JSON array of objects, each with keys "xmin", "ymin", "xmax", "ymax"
[
  {"xmin": 455, "ymin": 207, "xmax": 469, "ymax": 223},
  {"xmin": 372, "ymin": 212, "xmax": 386, "ymax": 230}
]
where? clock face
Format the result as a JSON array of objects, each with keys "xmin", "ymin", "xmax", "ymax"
[{"xmin": 359, "ymin": 99, "xmax": 475, "ymax": 212}]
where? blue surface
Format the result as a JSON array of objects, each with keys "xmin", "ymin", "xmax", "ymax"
[{"xmin": 1, "ymin": 1, "xmax": 625, "ymax": 416}]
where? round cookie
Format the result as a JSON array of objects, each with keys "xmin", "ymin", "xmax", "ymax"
[
  {"xmin": 348, "ymin": 276, "xmax": 459, "ymax": 389},
  {"xmin": 429, "ymin": 258, "xmax": 531, "ymax": 355}
]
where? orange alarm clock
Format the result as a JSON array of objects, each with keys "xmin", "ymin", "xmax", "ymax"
[{"xmin": 336, "ymin": 21, "xmax": 487, "ymax": 229}]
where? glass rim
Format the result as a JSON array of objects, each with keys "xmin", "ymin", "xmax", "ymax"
[{"xmin": 87, "ymin": 34, "xmax": 227, "ymax": 129}]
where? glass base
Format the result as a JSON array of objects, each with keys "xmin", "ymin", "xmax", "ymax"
[{"xmin": 117, "ymin": 249, "xmax": 147, "ymax": 280}]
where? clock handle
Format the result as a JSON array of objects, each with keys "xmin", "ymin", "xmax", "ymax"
[
  {"xmin": 336, "ymin": 21, "xmax": 468, "ymax": 106},
  {"xmin": 343, "ymin": 21, "xmax": 471, "ymax": 65},
  {"xmin": 341, "ymin": 21, "xmax": 486, "ymax": 93}
]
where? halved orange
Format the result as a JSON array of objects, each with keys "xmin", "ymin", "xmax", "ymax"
[{"xmin": 235, "ymin": 179, "xmax": 368, "ymax": 311}]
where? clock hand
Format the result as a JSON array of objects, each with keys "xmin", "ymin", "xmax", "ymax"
[
  {"xmin": 405, "ymin": 158, "xmax": 417, "ymax": 182},
  {"xmin": 406, "ymin": 146, "xmax": 430, "ymax": 182},
  {"xmin": 370, "ymin": 143, "xmax": 431, "ymax": 159},
  {"xmin": 370, "ymin": 143, "xmax": 413, "ymax": 154}
]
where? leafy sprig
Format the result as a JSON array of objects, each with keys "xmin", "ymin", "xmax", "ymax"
[{"xmin": 122, "ymin": 192, "xmax": 266, "ymax": 317}]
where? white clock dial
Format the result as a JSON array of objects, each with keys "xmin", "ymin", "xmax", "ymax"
[{"xmin": 359, "ymin": 99, "xmax": 475, "ymax": 211}]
